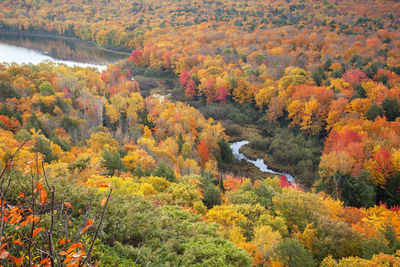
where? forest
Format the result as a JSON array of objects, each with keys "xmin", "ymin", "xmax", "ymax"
[{"xmin": 0, "ymin": 0, "xmax": 400, "ymax": 266}]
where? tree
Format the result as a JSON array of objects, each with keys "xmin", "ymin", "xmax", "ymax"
[
  {"xmin": 217, "ymin": 138, "xmax": 232, "ymax": 170},
  {"xmin": 39, "ymin": 81, "xmax": 55, "ymax": 96},
  {"xmin": 177, "ymin": 133, "xmax": 184, "ymax": 154},
  {"xmin": 253, "ymin": 226, "xmax": 282, "ymax": 263},
  {"xmin": 201, "ymin": 78, "xmax": 217, "ymax": 103},
  {"xmin": 312, "ymin": 66, "xmax": 326, "ymax": 86},
  {"xmin": 101, "ymin": 149, "xmax": 127, "ymax": 174},
  {"xmin": 153, "ymin": 163, "xmax": 176, "ymax": 182},
  {"xmin": 36, "ymin": 134, "xmax": 58, "ymax": 162},
  {"xmin": 339, "ymin": 173, "xmax": 376, "ymax": 208},
  {"xmin": 201, "ymin": 180, "xmax": 221, "ymax": 209},
  {"xmin": 0, "ymin": 82, "xmax": 20, "ymax": 100},
  {"xmin": 232, "ymin": 79, "xmax": 256, "ymax": 104},
  {"xmin": 366, "ymin": 103, "xmax": 384, "ymax": 121},
  {"xmin": 180, "ymin": 70, "xmax": 197, "ymax": 99},
  {"xmin": 198, "ymin": 139, "xmax": 210, "ymax": 167},
  {"xmin": 216, "ymin": 87, "xmax": 227, "ymax": 105},
  {"xmin": 342, "ymin": 69, "xmax": 367, "ymax": 87},
  {"xmin": 274, "ymin": 238, "xmax": 316, "ymax": 267},
  {"xmin": 382, "ymin": 97, "xmax": 400, "ymax": 121},
  {"xmin": 364, "ymin": 148, "xmax": 393, "ymax": 187}
]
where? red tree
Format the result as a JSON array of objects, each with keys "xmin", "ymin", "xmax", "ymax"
[
  {"xmin": 180, "ymin": 70, "xmax": 197, "ymax": 99},
  {"xmin": 216, "ymin": 87, "xmax": 227, "ymax": 105},
  {"xmin": 197, "ymin": 139, "xmax": 210, "ymax": 167},
  {"xmin": 342, "ymin": 68, "xmax": 368, "ymax": 87},
  {"xmin": 130, "ymin": 49, "xmax": 143, "ymax": 63}
]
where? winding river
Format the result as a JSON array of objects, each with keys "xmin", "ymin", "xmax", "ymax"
[
  {"xmin": 0, "ymin": 34, "xmax": 296, "ymax": 184},
  {"xmin": 230, "ymin": 140, "xmax": 296, "ymax": 184}
]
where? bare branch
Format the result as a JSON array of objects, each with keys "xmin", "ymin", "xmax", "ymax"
[
  {"xmin": 80, "ymin": 188, "xmax": 113, "ymax": 267},
  {"xmin": 47, "ymin": 185, "xmax": 56, "ymax": 267},
  {"xmin": 42, "ymin": 161, "xmax": 52, "ymax": 191}
]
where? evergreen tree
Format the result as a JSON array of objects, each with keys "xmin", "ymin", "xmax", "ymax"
[
  {"xmin": 382, "ymin": 97, "xmax": 400, "ymax": 121},
  {"xmin": 102, "ymin": 150, "xmax": 127, "ymax": 174},
  {"xmin": 366, "ymin": 103, "xmax": 384, "ymax": 121}
]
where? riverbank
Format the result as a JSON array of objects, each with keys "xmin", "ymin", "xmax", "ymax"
[
  {"xmin": 231, "ymin": 140, "xmax": 296, "ymax": 184},
  {"xmin": 239, "ymin": 144, "xmax": 291, "ymax": 175}
]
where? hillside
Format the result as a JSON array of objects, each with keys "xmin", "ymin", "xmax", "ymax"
[{"xmin": 0, "ymin": 0, "xmax": 400, "ymax": 266}]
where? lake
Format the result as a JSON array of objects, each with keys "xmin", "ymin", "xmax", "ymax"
[{"xmin": 0, "ymin": 33, "xmax": 129, "ymax": 71}]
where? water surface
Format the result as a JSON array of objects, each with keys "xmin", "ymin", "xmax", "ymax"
[
  {"xmin": 230, "ymin": 140, "xmax": 296, "ymax": 184},
  {"xmin": 0, "ymin": 33, "xmax": 129, "ymax": 71}
]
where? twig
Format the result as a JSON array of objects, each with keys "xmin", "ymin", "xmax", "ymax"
[
  {"xmin": 79, "ymin": 188, "xmax": 113, "ymax": 267},
  {"xmin": 28, "ymin": 166, "xmax": 36, "ymax": 266},
  {"xmin": 47, "ymin": 185, "xmax": 55, "ymax": 267},
  {"xmin": 73, "ymin": 203, "xmax": 92, "ymax": 244},
  {"xmin": 42, "ymin": 161, "xmax": 52, "ymax": 191}
]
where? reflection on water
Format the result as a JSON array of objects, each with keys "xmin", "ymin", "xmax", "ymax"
[
  {"xmin": 0, "ymin": 33, "xmax": 129, "ymax": 70},
  {"xmin": 230, "ymin": 140, "xmax": 296, "ymax": 184}
]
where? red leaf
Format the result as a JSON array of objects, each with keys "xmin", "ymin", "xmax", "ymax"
[
  {"xmin": 13, "ymin": 256, "xmax": 23, "ymax": 266},
  {"xmin": 12, "ymin": 240, "xmax": 22, "ymax": 245},
  {"xmin": 40, "ymin": 258, "xmax": 51, "ymax": 265},
  {"xmin": 81, "ymin": 219, "xmax": 94, "ymax": 233},
  {"xmin": 32, "ymin": 227, "xmax": 43, "ymax": 238},
  {"xmin": 63, "ymin": 202, "xmax": 72, "ymax": 209},
  {"xmin": 40, "ymin": 190, "xmax": 47, "ymax": 204},
  {"xmin": 58, "ymin": 238, "xmax": 70, "ymax": 244}
]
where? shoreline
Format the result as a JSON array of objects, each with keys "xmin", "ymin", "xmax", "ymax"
[{"xmin": 0, "ymin": 30, "xmax": 132, "ymax": 56}]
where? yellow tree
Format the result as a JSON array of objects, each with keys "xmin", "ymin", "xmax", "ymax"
[{"xmin": 253, "ymin": 225, "xmax": 282, "ymax": 264}]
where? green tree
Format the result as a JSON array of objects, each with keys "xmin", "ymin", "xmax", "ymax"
[
  {"xmin": 0, "ymin": 81, "xmax": 20, "ymax": 100},
  {"xmin": 382, "ymin": 97, "xmax": 400, "ymax": 121},
  {"xmin": 102, "ymin": 149, "xmax": 127, "ymax": 174},
  {"xmin": 153, "ymin": 163, "xmax": 176, "ymax": 182},
  {"xmin": 39, "ymin": 81, "xmax": 55, "ymax": 95},
  {"xmin": 339, "ymin": 173, "xmax": 376, "ymax": 208},
  {"xmin": 366, "ymin": 103, "xmax": 384, "ymax": 121},
  {"xmin": 311, "ymin": 66, "xmax": 326, "ymax": 86},
  {"xmin": 36, "ymin": 134, "xmax": 58, "ymax": 162},
  {"xmin": 177, "ymin": 133, "xmax": 184, "ymax": 154},
  {"xmin": 217, "ymin": 138, "xmax": 233, "ymax": 170},
  {"xmin": 200, "ymin": 174, "xmax": 221, "ymax": 209},
  {"xmin": 274, "ymin": 238, "xmax": 316, "ymax": 267}
]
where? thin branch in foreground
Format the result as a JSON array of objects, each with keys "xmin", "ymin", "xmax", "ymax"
[
  {"xmin": 79, "ymin": 188, "xmax": 113, "ymax": 267},
  {"xmin": 47, "ymin": 185, "xmax": 55, "ymax": 267},
  {"xmin": 42, "ymin": 161, "xmax": 52, "ymax": 191}
]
